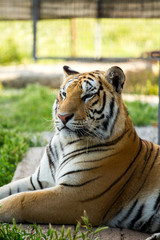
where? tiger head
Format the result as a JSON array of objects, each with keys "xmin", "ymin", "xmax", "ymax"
[{"xmin": 53, "ymin": 66, "xmax": 128, "ymax": 141}]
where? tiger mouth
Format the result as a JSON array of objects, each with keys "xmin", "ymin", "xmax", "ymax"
[{"xmin": 60, "ymin": 125, "xmax": 94, "ymax": 138}]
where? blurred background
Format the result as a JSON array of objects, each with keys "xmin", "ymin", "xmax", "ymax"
[{"xmin": 0, "ymin": 0, "xmax": 160, "ymax": 185}]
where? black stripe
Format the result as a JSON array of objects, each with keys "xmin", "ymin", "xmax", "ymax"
[
  {"xmin": 49, "ymin": 143, "xmax": 56, "ymax": 162},
  {"xmin": 154, "ymin": 191, "xmax": 160, "ymax": 210},
  {"xmin": 140, "ymin": 140, "xmax": 149, "ymax": 174},
  {"xmin": 92, "ymin": 99, "xmax": 99, "ymax": 106},
  {"xmin": 63, "ymin": 130, "xmax": 130, "ymax": 169},
  {"xmin": 140, "ymin": 196, "xmax": 160, "ymax": 232},
  {"xmin": 30, "ymin": 176, "xmax": 36, "ymax": 190},
  {"xmin": 97, "ymin": 83, "xmax": 103, "ymax": 96},
  {"xmin": 103, "ymin": 127, "xmax": 130, "ymax": 147},
  {"xmin": 150, "ymin": 147, "xmax": 159, "ymax": 170},
  {"xmin": 94, "ymin": 92, "xmax": 106, "ymax": 115},
  {"xmin": 59, "ymin": 148, "xmax": 113, "ymax": 170},
  {"xmin": 67, "ymin": 139, "xmax": 83, "ymax": 145},
  {"xmin": 89, "ymin": 73, "xmax": 95, "ymax": 78},
  {"xmin": 60, "ymin": 176, "xmax": 101, "ymax": 188},
  {"xmin": 130, "ymin": 144, "xmax": 156, "ymax": 199},
  {"xmin": 139, "ymin": 217, "xmax": 152, "ymax": 233},
  {"xmin": 46, "ymin": 147, "xmax": 55, "ymax": 182},
  {"xmin": 47, "ymin": 145, "xmax": 56, "ymax": 169},
  {"xmin": 109, "ymin": 97, "xmax": 114, "ymax": 118},
  {"xmin": 59, "ymin": 141, "xmax": 64, "ymax": 152},
  {"xmin": 85, "ymin": 80, "xmax": 93, "ymax": 87},
  {"xmin": 110, "ymin": 108, "xmax": 119, "ymax": 136},
  {"xmin": 67, "ymin": 128, "xmax": 129, "ymax": 149},
  {"xmin": 102, "ymin": 97, "xmax": 115, "ymax": 131},
  {"xmin": 65, "ymin": 129, "xmax": 129, "ymax": 159},
  {"xmin": 9, "ymin": 187, "xmax": 12, "ymax": 195},
  {"xmin": 120, "ymin": 200, "xmax": 138, "ymax": 223},
  {"xmin": 102, "ymin": 167, "xmax": 137, "ymax": 221},
  {"xmin": 17, "ymin": 187, "xmax": 20, "ymax": 193},
  {"xmin": 82, "ymin": 139, "xmax": 142, "ymax": 202},
  {"xmin": 143, "ymin": 140, "xmax": 149, "ymax": 161},
  {"xmin": 54, "ymin": 145, "xmax": 59, "ymax": 160},
  {"xmin": 37, "ymin": 167, "xmax": 43, "ymax": 189},
  {"xmin": 76, "ymin": 152, "xmax": 120, "ymax": 164},
  {"xmin": 61, "ymin": 129, "xmax": 129, "ymax": 171},
  {"xmin": 60, "ymin": 166, "xmax": 101, "ymax": 178},
  {"xmin": 88, "ymin": 77, "xmax": 94, "ymax": 81},
  {"xmin": 128, "ymin": 204, "xmax": 144, "ymax": 229},
  {"xmin": 141, "ymin": 142, "xmax": 153, "ymax": 174}
]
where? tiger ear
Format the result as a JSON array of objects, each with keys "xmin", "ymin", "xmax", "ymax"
[
  {"xmin": 105, "ymin": 66, "xmax": 125, "ymax": 94},
  {"xmin": 63, "ymin": 65, "xmax": 79, "ymax": 78}
]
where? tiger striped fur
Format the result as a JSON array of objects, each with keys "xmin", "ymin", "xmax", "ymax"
[{"xmin": 0, "ymin": 66, "xmax": 160, "ymax": 238}]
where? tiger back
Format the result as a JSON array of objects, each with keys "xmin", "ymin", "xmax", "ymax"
[{"xmin": 0, "ymin": 65, "xmax": 160, "ymax": 237}]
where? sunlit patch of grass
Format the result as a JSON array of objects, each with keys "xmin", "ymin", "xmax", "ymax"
[{"xmin": 0, "ymin": 19, "xmax": 159, "ymax": 64}]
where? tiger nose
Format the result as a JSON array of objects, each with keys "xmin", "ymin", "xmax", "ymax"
[{"xmin": 58, "ymin": 113, "xmax": 74, "ymax": 125}]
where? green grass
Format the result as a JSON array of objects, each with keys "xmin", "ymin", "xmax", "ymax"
[
  {"xmin": 0, "ymin": 128, "xmax": 29, "ymax": 186},
  {"xmin": 125, "ymin": 100, "xmax": 158, "ymax": 126},
  {"xmin": 0, "ymin": 212, "xmax": 107, "ymax": 240},
  {"xmin": 0, "ymin": 19, "xmax": 159, "ymax": 64},
  {"xmin": 0, "ymin": 85, "xmax": 57, "ymax": 186},
  {"xmin": 0, "ymin": 85, "xmax": 57, "ymax": 132}
]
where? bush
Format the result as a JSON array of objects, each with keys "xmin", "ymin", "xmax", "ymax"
[
  {"xmin": 125, "ymin": 101, "xmax": 158, "ymax": 126},
  {"xmin": 0, "ymin": 128, "xmax": 29, "ymax": 186}
]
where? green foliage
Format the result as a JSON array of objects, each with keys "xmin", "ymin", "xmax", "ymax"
[
  {"xmin": 0, "ymin": 19, "xmax": 160, "ymax": 64},
  {"xmin": 0, "ymin": 84, "xmax": 57, "ymax": 132},
  {"xmin": 101, "ymin": 18, "xmax": 160, "ymax": 58},
  {"xmin": 125, "ymin": 101, "xmax": 158, "ymax": 126},
  {"xmin": 0, "ymin": 21, "xmax": 32, "ymax": 65},
  {"xmin": 0, "ymin": 128, "xmax": 29, "ymax": 186},
  {"xmin": 0, "ymin": 213, "xmax": 107, "ymax": 240},
  {"xmin": 0, "ymin": 84, "xmax": 57, "ymax": 186},
  {"xmin": 124, "ymin": 70, "xmax": 159, "ymax": 95}
]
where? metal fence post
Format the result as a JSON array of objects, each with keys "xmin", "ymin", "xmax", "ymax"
[
  {"xmin": 33, "ymin": 0, "xmax": 38, "ymax": 61},
  {"xmin": 151, "ymin": 51, "xmax": 160, "ymax": 144},
  {"xmin": 158, "ymin": 52, "xmax": 160, "ymax": 145}
]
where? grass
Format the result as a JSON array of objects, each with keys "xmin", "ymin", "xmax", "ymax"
[
  {"xmin": 0, "ymin": 85, "xmax": 57, "ymax": 186},
  {"xmin": 0, "ymin": 212, "xmax": 107, "ymax": 240},
  {"xmin": 0, "ymin": 128, "xmax": 29, "ymax": 186},
  {"xmin": 0, "ymin": 19, "xmax": 159, "ymax": 64},
  {"xmin": 125, "ymin": 100, "xmax": 158, "ymax": 126},
  {"xmin": 0, "ymin": 85, "xmax": 57, "ymax": 132}
]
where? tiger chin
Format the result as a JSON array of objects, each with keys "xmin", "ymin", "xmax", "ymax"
[{"xmin": 0, "ymin": 66, "xmax": 159, "ymax": 240}]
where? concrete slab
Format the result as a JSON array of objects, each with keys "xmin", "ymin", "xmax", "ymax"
[{"xmin": 12, "ymin": 147, "xmax": 45, "ymax": 181}]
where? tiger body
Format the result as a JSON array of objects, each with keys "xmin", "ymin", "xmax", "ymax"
[{"xmin": 0, "ymin": 66, "xmax": 160, "ymax": 235}]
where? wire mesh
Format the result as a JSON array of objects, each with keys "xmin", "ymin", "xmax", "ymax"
[{"xmin": 0, "ymin": 0, "xmax": 160, "ymax": 21}]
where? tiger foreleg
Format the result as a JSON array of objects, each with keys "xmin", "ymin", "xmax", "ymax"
[
  {"xmin": 0, "ymin": 185, "xmax": 96, "ymax": 224},
  {"xmin": 0, "ymin": 177, "xmax": 35, "ymax": 200},
  {"xmin": 0, "ymin": 148, "xmax": 55, "ymax": 201}
]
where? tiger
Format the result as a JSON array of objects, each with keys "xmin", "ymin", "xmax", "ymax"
[{"xmin": 0, "ymin": 65, "xmax": 160, "ymax": 239}]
